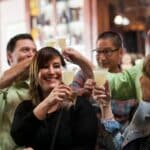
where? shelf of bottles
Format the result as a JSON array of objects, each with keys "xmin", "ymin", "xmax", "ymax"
[
  {"xmin": 56, "ymin": 0, "xmax": 84, "ymax": 50},
  {"xmin": 30, "ymin": 0, "xmax": 84, "ymax": 53}
]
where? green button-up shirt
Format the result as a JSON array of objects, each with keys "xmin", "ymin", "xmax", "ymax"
[
  {"xmin": 0, "ymin": 80, "xmax": 30, "ymax": 150},
  {"xmin": 108, "ymin": 61, "xmax": 143, "ymax": 102}
]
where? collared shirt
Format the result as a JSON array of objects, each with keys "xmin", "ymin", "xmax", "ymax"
[
  {"xmin": 0, "ymin": 80, "xmax": 30, "ymax": 150},
  {"xmin": 97, "ymin": 120, "xmax": 122, "ymax": 150},
  {"xmin": 122, "ymin": 101, "xmax": 150, "ymax": 147},
  {"xmin": 108, "ymin": 61, "xmax": 143, "ymax": 102},
  {"xmin": 111, "ymin": 99, "xmax": 138, "ymax": 131}
]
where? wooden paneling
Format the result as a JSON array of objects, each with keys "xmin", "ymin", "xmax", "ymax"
[
  {"xmin": 83, "ymin": 0, "xmax": 93, "ymax": 52},
  {"xmin": 91, "ymin": 0, "xmax": 110, "ymax": 47},
  {"xmin": 83, "ymin": 0, "xmax": 110, "ymax": 52},
  {"xmin": 25, "ymin": 0, "xmax": 31, "ymax": 32}
]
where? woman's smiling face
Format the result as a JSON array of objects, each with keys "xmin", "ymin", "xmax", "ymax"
[{"xmin": 38, "ymin": 56, "xmax": 62, "ymax": 96}]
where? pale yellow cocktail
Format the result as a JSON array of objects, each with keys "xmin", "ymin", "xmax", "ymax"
[
  {"xmin": 57, "ymin": 38, "xmax": 67, "ymax": 50},
  {"xmin": 62, "ymin": 69, "xmax": 76, "ymax": 104},
  {"xmin": 62, "ymin": 70, "xmax": 74, "ymax": 85},
  {"xmin": 93, "ymin": 68, "xmax": 108, "ymax": 86}
]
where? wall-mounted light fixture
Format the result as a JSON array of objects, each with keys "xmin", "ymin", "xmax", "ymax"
[
  {"xmin": 114, "ymin": 14, "xmax": 130, "ymax": 25},
  {"xmin": 114, "ymin": 0, "xmax": 130, "ymax": 26}
]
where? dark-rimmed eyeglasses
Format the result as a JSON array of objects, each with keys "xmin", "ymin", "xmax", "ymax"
[{"xmin": 92, "ymin": 48, "xmax": 120, "ymax": 57}]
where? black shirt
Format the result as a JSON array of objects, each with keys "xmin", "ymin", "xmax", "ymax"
[{"xmin": 11, "ymin": 96, "xmax": 98, "ymax": 150}]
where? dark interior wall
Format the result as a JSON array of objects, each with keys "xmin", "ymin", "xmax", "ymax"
[
  {"xmin": 123, "ymin": 31, "xmax": 145, "ymax": 54},
  {"xmin": 123, "ymin": 31, "xmax": 138, "ymax": 53}
]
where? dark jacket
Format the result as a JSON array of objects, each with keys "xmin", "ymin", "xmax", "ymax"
[{"xmin": 11, "ymin": 96, "xmax": 98, "ymax": 150}]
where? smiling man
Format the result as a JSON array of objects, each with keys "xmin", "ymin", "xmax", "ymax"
[
  {"xmin": 0, "ymin": 33, "xmax": 37, "ymax": 150},
  {"xmin": 0, "ymin": 33, "xmax": 37, "ymax": 89}
]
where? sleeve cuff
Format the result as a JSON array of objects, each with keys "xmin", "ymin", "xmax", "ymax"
[{"xmin": 101, "ymin": 120, "xmax": 121, "ymax": 134}]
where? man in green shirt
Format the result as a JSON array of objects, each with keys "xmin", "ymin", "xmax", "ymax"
[
  {"xmin": 109, "ymin": 30, "xmax": 150, "ymax": 101},
  {"xmin": 71, "ymin": 31, "xmax": 142, "ymax": 101},
  {"xmin": 71, "ymin": 31, "xmax": 139, "ymax": 132},
  {"xmin": 0, "ymin": 33, "xmax": 37, "ymax": 150}
]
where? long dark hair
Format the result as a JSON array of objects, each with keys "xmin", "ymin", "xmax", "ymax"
[{"xmin": 29, "ymin": 46, "xmax": 66, "ymax": 105}]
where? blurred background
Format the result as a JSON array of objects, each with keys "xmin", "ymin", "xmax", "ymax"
[{"xmin": 0, "ymin": 0, "xmax": 149, "ymax": 72}]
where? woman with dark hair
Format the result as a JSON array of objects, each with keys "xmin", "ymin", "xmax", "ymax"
[{"xmin": 11, "ymin": 47, "xmax": 97, "ymax": 150}]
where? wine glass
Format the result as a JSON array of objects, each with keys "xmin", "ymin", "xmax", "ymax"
[
  {"xmin": 62, "ymin": 69, "xmax": 74, "ymax": 85},
  {"xmin": 93, "ymin": 67, "xmax": 108, "ymax": 106},
  {"xmin": 62, "ymin": 69, "xmax": 77, "ymax": 106},
  {"xmin": 46, "ymin": 39, "xmax": 57, "ymax": 48},
  {"xmin": 93, "ymin": 67, "xmax": 108, "ymax": 86},
  {"xmin": 57, "ymin": 37, "xmax": 67, "ymax": 51}
]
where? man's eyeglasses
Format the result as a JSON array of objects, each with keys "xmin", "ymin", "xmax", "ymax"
[{"xmin": 92, "ymin": 48, "xmax": 120, "ymax": 57}]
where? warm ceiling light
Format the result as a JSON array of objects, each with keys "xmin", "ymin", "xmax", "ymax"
[
  {"xmin": 114, "ymin": 15, "xmax": 130, "ymax": 26},
  {"xmin": 122, "ymin": 17, "xmax": 130, "ymax": 25}
]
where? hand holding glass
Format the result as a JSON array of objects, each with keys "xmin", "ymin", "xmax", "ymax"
[
  {"xmin": 62, "ymin": 69, "xmax": 76, "ymax": 104},
  {"xmin": 93, "ymin": 67, "xmax": 108, "ymax": 106}
]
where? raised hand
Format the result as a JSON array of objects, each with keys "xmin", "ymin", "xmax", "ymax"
[
  {"xmin": 93, "ymin": 81, "xmax": 111, "ymax": 107},
  {"xmin": 62, "ymin": 48, "xmax": 94, "ymax": 79},
  {"xmin": 46, "ymin": 84, "xmax": 72, "ymax": 111},
  {"xmin": 62, "ymin": 48, "xmax": 83, "ymax": 64},
  {"xmin": 33, "ymin": 84, "xmax": 73, "ymax": 120},
  {"xmin": 83, "ymin": 79, "xmax": 95, "ymax": 96}
]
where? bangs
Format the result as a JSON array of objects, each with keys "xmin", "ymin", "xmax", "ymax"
[{"xmin": 37, "ymin": 47, "xmax": 66, "ymax": 70}]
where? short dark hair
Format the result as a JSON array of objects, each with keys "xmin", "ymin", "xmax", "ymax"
[
  {"xmin": 6, "ymin": 33, "xmax": 34, "ymax": 53},
  {"xmin": 97, "ymin": 31, "xmax": 123, "ymax": 48}
]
